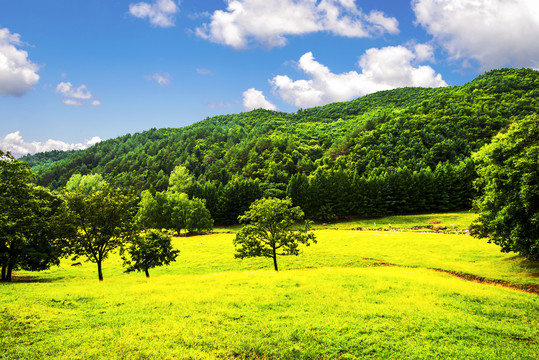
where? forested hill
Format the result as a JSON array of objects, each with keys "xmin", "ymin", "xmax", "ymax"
[{"xmin": 22, "ymin": 68, "xmax": 538, "ymax": 202}]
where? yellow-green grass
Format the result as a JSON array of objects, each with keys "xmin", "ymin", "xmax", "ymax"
[
  {"xmin": 2, "ymin": 226, "xmax": 538, "ymax": 359},
  {"xmin": 312, "ymin": 211, "xmax": 478, "ymax": 232}
]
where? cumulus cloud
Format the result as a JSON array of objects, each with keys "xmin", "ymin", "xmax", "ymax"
[
  {"xmin": 271, "ymin": 46, "xmax": 447, "ymax": 108},
  {"xmin": 56, "ymin": 82, "xmax": 92, "ymax": 99},
  {"xmin": 145, "ymin": 72, "xmax": 171, "ymax": 85},
  {"xmin": 243, "ymin": 88, "xmax": 277, "ymax": 111},
  {"xmin": 413, "ymin": 0, "xmax": 539, "ymax": 70},
  {"xmin": 0, "ymin": 131, "xmax": 102, "ymax": 158},
  {"xmin": 56, "ymin": 81, "xmax": 100, "ymax": 106},
  {"xmin": 129, "ymin": 0, "xmax": 180, "ymax": 28},
  {"xmin": 196, "ymin": 0, "xmax": 399, "ymax": 49},
  {"xmin": 0, "ymin": 28, "xmax": 40, "ymax": 97}
]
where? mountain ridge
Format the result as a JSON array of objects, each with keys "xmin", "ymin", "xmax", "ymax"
[{"xmin": 19, "ymin": 68, "xmax": 538, "ymax": 195}]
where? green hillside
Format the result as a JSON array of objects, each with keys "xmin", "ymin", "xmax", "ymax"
[{"xmin": 20, "ymin": 68, "xmax": 538, "ymax": 223}]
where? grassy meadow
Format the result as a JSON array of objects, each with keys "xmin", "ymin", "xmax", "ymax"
[{"xmin": 1, "ymin": 213, "xmax": 538, "ymax": 359}]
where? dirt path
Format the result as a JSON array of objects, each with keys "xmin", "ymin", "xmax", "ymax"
[{"xmin": 362, "ymin": 258, "xmax": 539, "ymax": 295}]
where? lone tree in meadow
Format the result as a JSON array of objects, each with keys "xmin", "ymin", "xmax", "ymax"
[
  {"xmin": 233, "ymin": 197, "xmax": 316, "ymax": 271},
  {"xmin": 62, "ymin": 174, "xmax": 138, "ymax": 281},
  {"xmin": 121, "ymin": 230, "xmax": 179, "ymax": 278},
  {"xmin": 471, "ymin": 115, "xmax": 539, "ymax": 259}
]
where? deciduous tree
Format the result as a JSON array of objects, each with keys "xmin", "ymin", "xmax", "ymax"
[
  {"xmin": 63, "ymin": 175, "xmax": 138, "ymax": 281},
  {"xmin": 168, "ymin": 165, "xmax": 194, "ymax": 194},
  {"xmin": 0, "ymin": 151, "xmax": 66, "ymax": 281},
  {"xmin": 136, "ymin": 190, "xmax": 213, "ymax": 235},
  {"xmin": 471, "ymin": 115, "xmax": 539, "ymax": 259},
  {"xmin": 234, "ymin": 198, "xmax": 316, "ymax": 271},
  {"xmin": 121, "ymin": 230, "xmax": 179, "ymax": 278}
]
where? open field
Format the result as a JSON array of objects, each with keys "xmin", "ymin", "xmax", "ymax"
[
  {"xmin": 213, "ymin": 211, "xmax": 479, "ymax": 234},
  {"xmin": 311, "ymin": 211, "xmax": 479, "ymax": 232},
  {"xmin": 2, "ymin": 213, "xmax": 538, "ymax": 359}
]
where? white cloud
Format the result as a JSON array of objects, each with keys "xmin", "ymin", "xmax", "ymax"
[
  {"xmin": 365, "ymin": 10, "xmax": 399, "ymax": 35},
  {"xmin": 56, "ymin": 81, "xmax": 99, "ymax": 106},
  {"xmin": 129, "ymin": 0, "xmax": 180, "ymax": 28},
  {"xmin": 271, "ymin": 46, "xmax": 447, "ymax": 108},
  {"xmin": 0, "ymin": 131, "xmax": 102, "ymax": 158},
  {"xmin": 0, "ymin": 28, "xmax": 40, "ymax": 97},
  {"xmin": 145, "ymin": 72, "xmax": 171, "ymax": 85},
  {"xmin": 56, "ymin": 82, "xmax": 92, "ymax": 99},
  {"xmin": 413, "ymin": 43, "xmax": 435, "ymax": 63},
  {"xmin": 413, "ymin": 0, "xmax": 539, "ymax": 70},
  {"xmin": 196, "ymin": 0, "xmax": 398, "ymax": 49},
  {"xmin": 242, "ymin": 88, "xmax": 277, "ymax": 111},
  {"xmin": 196, "ymin": 68, "xmax": 212, "ymax": 75},
  {"xmin": 62, "ymin": 99, "xmax": 83, "ymax": 106}
]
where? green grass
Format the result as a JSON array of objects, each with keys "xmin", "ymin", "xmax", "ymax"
[
  {"xmin": 312, "ymin": 211, "xmax": 478, "ymax": 232},
  {"xmin": 1, "ymin": 213, "xmax": 538, "ymax": 359}
]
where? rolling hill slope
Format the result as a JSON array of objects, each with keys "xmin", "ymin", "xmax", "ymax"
[{"xmin": 21, "ymin": 68, "xmax": 537, "ymax": 195}]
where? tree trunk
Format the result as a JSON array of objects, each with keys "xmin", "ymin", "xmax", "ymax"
[
  {"xmin": 97, "ymin": 261, "xmax": 104, "ymax": 281},
  {"xmin": 6, "ymin": 264, "xmax": 13, "ymax": 282},
  {"xmin": 145, "ymin": 268, "xmax": 150, "ymax": 278},
  {"xmin": 272, "ymin": 247, "xmax": 278, "ymax": 271}
]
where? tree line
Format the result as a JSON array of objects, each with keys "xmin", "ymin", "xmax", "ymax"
[
  {"xmin": 0, "ymin": 153, "xmax": 474, "ymax": 281},
  {"xmin": 2, "ymin": 111, "xmax": 538, "ymax": 281},
  {"xmin": 3, "ymin": 69, "xmax": 538, "ymax": 280},
  {"xmin": 1, "ymin": 152, "xmax": 212, "ymax": 282},
  {"xmin": 2, "ymin": 151, "xmax": 316, "ymax": 281},
  {"xmin": 177, "ymin": 159, "xmax": 475, "ymax": 224},
  {"xmin": 21, "ymin": 69, "xmax": 538, "ymax": 198}
]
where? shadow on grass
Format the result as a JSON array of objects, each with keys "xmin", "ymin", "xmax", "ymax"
[
  {"xmin": 5, "ymin": 276, "xmax": 59, "ymax": 283},
  {"xmin": 502, "ymin": 255, "xmax": 539, "ymax": 277}
]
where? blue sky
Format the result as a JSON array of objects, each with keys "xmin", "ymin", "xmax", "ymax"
[{"xmin": 1, "ymin": 0, "xmax": 538, "ymax": 157}]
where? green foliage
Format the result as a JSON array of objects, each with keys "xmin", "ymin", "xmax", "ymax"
[
  {"xmin": 136, "ymin": 190, "xmax": 170, "ymax": 230},
  {"xmin": 234, "ymin": 198, "xmax": 316, "ymax": 271},
  {"xmin": 168, "ymin": 192, "xmax": 191, "ymax": 235},
  {"xmin": 216, "ymin": 177, "xmax": 263, "ymax": 224},
  {"xmin": 471, "ymin": 114, "xmax": 539, "ymax": 259},
  {"xmin": 121, "ymin": 230, "xmax": 180, "ymax": 277},
  {"xmin": 19, "ymin": 69, "xmax": 539, "ymax": 224},
  {"xmin": 65, "ymin": 173, "xmax": 106, "ymax": 194},
  {"xmin": 136, "ymin": 190, "xmax": 213, "ymax": 235},
  {"xmin": 286, "ymin": 173, "xmax": 309, "ymax": 209},
  {"xmin": 0, "ymin": 150, "xmax": 66, "ymax": 281},
  {"xmin": 168, "ymin": 165, "xmax": 194, "ymax": 193},
  {"xmin": 26, "ymin": 69, "xmax": 538, "ymax": 195},
  {"xmin": 18, "ymin": 149, "xmax": 77, "ymax": 169},
  {"xmin": 62, "ymin": 175, "xmax": 139, "ymax": 280},
  {"xmin": 186, "ymin": 197, "xmax": 214, "ymax": 233}
]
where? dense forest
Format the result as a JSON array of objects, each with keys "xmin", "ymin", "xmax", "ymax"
[{"xmin": 20, "ymin": 68, "xmax": 539, "ymax": 223}]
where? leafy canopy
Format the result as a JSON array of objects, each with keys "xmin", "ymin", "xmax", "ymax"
[
  {"xmin": 25, "ymin": 69, "xmax": 538, "ymax": 195},
  {"xmin": 471, "ymin": 114, "xmax": 539, "ymax": 259},
  {"xmin": 1, "ymin": 150, "xmax": 66, "ymax": 281},
  {"xmin": 62, "ymin": 174, "xmax": 138, "ymax": 280},
  {"xmin": 136, "ymin": 190, "xmax": 213, "ymax": 235},
  {"xmin": 121, "ymin": 229, "xmax": 179, "ymax": 278},
  {"xmin": 234, "ymin": 197, "xmax": 316, "ymax": 271},
  {"xmin": 168, "ymin": 165, "xmax": 194, "ymax": 194}
]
